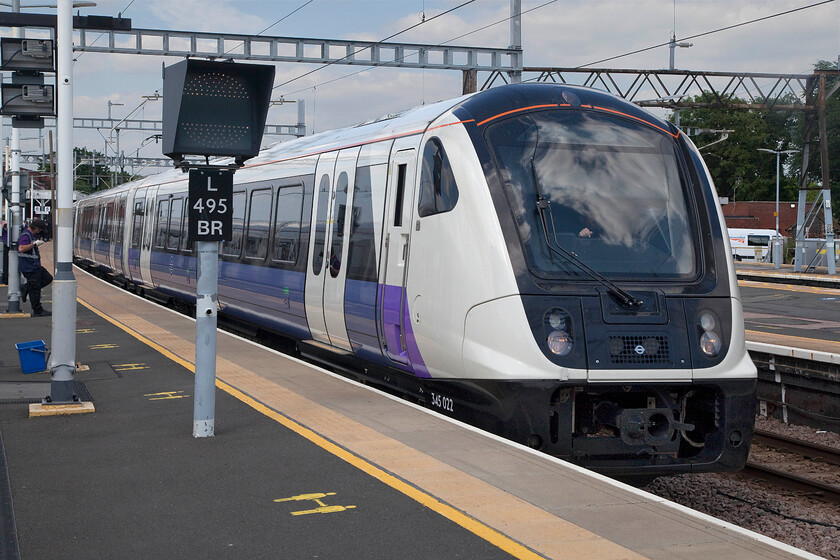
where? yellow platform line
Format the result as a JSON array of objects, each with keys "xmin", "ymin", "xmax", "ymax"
[{"xmin": 76, "ymin": 297, "xmax": 557, "ymax": 560}]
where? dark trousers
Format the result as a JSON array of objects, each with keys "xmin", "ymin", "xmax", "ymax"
[{"xmin": 22, "ymin": 266, "xmax": 53, "ymax": 312}]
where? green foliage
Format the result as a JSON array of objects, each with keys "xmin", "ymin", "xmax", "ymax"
[
  {"xmin": 670, "ymin": 92, "xmax": 800, "ymax": 203},
  {"xmin": 671, "ymin": 60, "xmax": 839, "ymax": 221},
  {"xmin": 71, "ymin": 147, "xmax": 111, "ymax": 194}
]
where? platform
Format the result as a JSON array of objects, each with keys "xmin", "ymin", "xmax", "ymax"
[{"xmin": 0, "ymin": 266, "xmax": 823, "ymax": 559}]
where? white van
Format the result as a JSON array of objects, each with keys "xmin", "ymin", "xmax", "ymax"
[{"xmin": 728, "ymin": 228, "xmax": 785, "ymax": 262}]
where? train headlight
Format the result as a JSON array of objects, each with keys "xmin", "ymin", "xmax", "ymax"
[
  {"xmin": 698, "ymin": 311, "xmax": 722, "ymax": 356},
  {"xmin": 547, "ymin": 330, "xmax": 573, "ymax": 356},
  {"xmin": 547, "ymin": 309, "xmax": 566, "ymax": 330},
  {"xmin": 700, "ymin": 331, "xmax": 722, "ymax": 356}
]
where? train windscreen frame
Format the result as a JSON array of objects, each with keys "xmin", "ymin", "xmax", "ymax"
[{"xmin": 485, "ymin": 109, "xmax": 700, "ymax": 281}]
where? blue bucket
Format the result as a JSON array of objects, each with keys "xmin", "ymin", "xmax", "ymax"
[{"xmin": 15, "ymin": 340, "xmax": 48, "ymax": 374}]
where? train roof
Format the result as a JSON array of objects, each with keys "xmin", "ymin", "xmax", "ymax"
[{"xmin": 76, "ymin": 84, "xmax": 678, "ymax": 202}]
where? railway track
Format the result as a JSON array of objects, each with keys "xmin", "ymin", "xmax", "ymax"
[{"xmin": 742, "ymin": 428, "xmax": 840, "ymax": 505}]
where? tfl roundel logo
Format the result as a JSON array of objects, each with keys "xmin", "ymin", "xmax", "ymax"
[{"xmin": 634, "ymin": 345, "xmax": 645, "ymax": 355}]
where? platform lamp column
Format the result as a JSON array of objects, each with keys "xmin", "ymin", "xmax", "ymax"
[
  {"xmin": 48, "ymin": 0, "xmax": 78, "ymax": 404},
  {"xmin": 758, "ymin": 148, "xmax": 799, "ymax": 270},
  {"xmin": 5, "ymin": 0, "xmax": 22, "ymax": 315}
]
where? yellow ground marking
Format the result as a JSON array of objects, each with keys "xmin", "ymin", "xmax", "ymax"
[
  {"xmin": 274, "ymin": 492, "xmax": 355, "ymax": 516},
  {"xmin": 29, "ymin": 401, "xmax": 95, "ymax": 417},
  {"xmin": 0, "ymin": 312, "xmax": 30, "ymax": 319},
  {"xmin": 77, "ymin": 328, "xmax": 97, "ymax": 334},
  {"xmin": 738, "ymin": 279, "xmax": 840, "ymax": 295},
  {"xmin": 144, "ymin": 391, "xmax": 188, "ymax": 400},
  {"xmin": 76, "ymin": 297, "xmax": 553, "ymax": 560},
  {"xmin": 746, "ymin": 328, "xmax": 840, "ymax": 349},
  {"xmin": 113, "ymin": 363, "xmax": 149, "ymax": 371},
  {"xmin": 88, "ymin": 343, "xmax": 119, "ymax": 350}
]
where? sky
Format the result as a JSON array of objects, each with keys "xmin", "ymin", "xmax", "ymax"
[{"xmin": 3, "ymin": 0, "xmax": 839, "ymax": 175}]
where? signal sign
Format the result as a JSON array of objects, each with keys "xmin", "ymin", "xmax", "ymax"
[{"xmin": 188, "ymin": 168, "xmax": 233, "ymax": 242}]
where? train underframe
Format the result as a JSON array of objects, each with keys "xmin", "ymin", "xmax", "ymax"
[{"xmin": 297, "ymin": 341, "xmax": 755, "ymax": 479}]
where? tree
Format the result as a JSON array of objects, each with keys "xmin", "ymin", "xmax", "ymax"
[
  {"xmin": 798, "ymin": 60, "xmax": 840, "ymax": 222},
  {"xmin": 72, "ymin": 147, "xmax": 112, "ymax": 194},
  {"xmin": 669, "ymin": 93, "xmax": 799, "ymax": 202}
]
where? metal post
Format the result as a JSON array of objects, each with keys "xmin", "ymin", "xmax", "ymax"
[
  {"xmin": 193, "ymin": 240, "xmax": 218, "ymax": 437},
  {"xmin": 817, "ymin": 74, "xmax": 836, "ymax": 274},
  {"xmin": 774, "ymin": 151, "xmax": 781, "ymax": 268},
  {"xmin": 47, "ymin": 0, "xmax": 78, "ymax": 404},
  {"xmin": 508, "ymin": 0, "xmax": 522, "ymax": 84},
  {"xmin": 297, "ymin": 99, "xmax": 306, "ymax": 137},
  {"xmin": 5, "ymin": 0, "xmax": 22, "ymax": 315}
]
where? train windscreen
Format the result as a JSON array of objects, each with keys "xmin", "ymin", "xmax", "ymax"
[{"xmin": 486, "ymin": 110, "xmax": 698, "ymax": 281}]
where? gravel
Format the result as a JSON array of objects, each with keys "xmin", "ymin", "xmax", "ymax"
[{"xmin": 644, "ymin": 416, "xmax": 840, "ymax": 559}]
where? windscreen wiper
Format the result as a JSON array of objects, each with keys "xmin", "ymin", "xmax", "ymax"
[{"xmin": 530, "ymin": 158, "xmax": 642, "ymax": 310}]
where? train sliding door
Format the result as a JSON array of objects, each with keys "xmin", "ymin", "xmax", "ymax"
[
  {"xmin": 378, "ymin": 141, "xmax": 417, "ymax": 366},
  {"xmin": 139, "ymin": 186, "xmax": 158, "ymax": 286},
  {"xmin": 304, "ymin": 152, "xmax": 337, "ymax": 345}
]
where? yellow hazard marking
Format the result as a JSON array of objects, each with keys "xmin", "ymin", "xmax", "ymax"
[
  {"xmin": 114, "ymin": 363, "xmax": 149, "ymax": 371},
  {"xmin": 89, "ymin": 343, "xmax": 119, "ymax": 350},
  {"xmin": 77, "ymin": 328, "xmax": 97, "ymax": 334},
  {"xmin": 739, "ymin": 279, "xmax": 840, "ymax": 295},
  {"xmin": 77, "ymin": 297, "xmax": 547, "ymax": 560},
  {"xmin": 144, "ymin": 391, "xmax": 189, "ymax": 400},
  {"xmin": 274, "ymin": 492, "xmax": 355, "ymax": 516}
]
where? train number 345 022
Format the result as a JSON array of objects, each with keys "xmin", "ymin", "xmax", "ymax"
[{"xmin": 430, "ymin": 392, "xmax": 454, "ymax": 412}]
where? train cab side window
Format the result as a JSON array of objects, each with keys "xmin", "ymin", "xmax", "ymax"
[
  {"xmin": 116, "ymin": 200, "xmax": 126, "ymax": 245},
  {"xmin": 155, "ymin": 199, "xmax": 170, "ymax": 249},
  {"xmin": 168, "ymin": 198, "xmax": 183, "ymax": 251},
  {"xmin": 245, "ymin": 189, "xmax": 272, "ymax": 260},
  {"xmin": 222, "ymin": 191, "xmax": 246, "ymax": 257},
  {"xmin": 273, "ymin": 184, "xmax": 303, "ymax": 264},
  {"xmin": 418, "ymin": 137, "xmax": 459, "ymax": 218}
]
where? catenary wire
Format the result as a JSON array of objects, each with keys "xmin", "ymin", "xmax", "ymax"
[{"xmin": 272, "ymin": 0, "xmax": 477, "ymax": 90}]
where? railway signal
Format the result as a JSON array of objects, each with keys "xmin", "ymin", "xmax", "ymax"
[{"xmin": 162, "ymin": 58, "xmax": 274, "ymax": 438}]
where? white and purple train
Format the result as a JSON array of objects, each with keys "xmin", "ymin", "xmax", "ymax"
[{"xmin": 74, "ymin": 84, "xmax": 756, "ymax": 478}]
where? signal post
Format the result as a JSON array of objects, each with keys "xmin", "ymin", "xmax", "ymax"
[{"xmin": 162, "ymin": 58, "xmax": 274, "ymax": 437}]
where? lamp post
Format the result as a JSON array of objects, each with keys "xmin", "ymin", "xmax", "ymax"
[{"xmin": 758, "ymin": 148, "xmax": 800, "ymax": 269}]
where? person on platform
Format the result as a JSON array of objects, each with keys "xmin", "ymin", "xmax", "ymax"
[{"xmin": 18, "ymin": 218, "xmax": 52, "ymax": 317}]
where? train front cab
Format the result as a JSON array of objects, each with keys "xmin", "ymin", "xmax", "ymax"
[{"xmin": 444, "ymin": 84, "xmax": 757, "ymax": 477}]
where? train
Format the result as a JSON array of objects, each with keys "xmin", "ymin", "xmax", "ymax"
[{"xmin": 73, "ymin": 83, "xmax": 756, "ymax": 478}]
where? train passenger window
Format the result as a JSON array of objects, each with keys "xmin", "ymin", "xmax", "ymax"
[
  {"xmin": 312, "ymin": 175, "xmax": 331, "ymax": 275},
  {"xmin": 347, "ymin": 165, "xmax": 385, "ymax": 282},
  {"xmin": 245, "ymin": 189, "xmax": 272, "ymax": 260},
  {"xmin": 168, "ymin": 198, "xmax": 183, "ymax": 251},
  {"xmin": 98, "ymin": 206, "xmax": 109, "ymax": 242},
  {"xmin": 116, "ymin": 200, "xmax": 126, "ymax": 245},
  {"xmin": 222, "ymin": 191, "xmax": 246, "ymax": 257},
  {"xmin": 394, "ymin": 164, "xmax": 406, "ymax": 226},
  {"xmin": 272, "ymin": 184, "xmax": 303, "ymax": 264},
  {"xmin": 155, "ymin": 200, "xmax": 170, "ymax": 249},
  {"xmin": 418, "ymin": 137, "xmax": 459, "ymax": 218},
  {"xmin": 329, "ymin": 172, "xmax": 349, "ymax": 278},
  {"xmin": 180, "ymin": 197, "xmax": 192, "ymax": 253},
  {"xmin": 131, "ymin": 199, "xmax": 144, "ymax": 248}
]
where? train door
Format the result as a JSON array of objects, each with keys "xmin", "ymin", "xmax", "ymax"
[
  {"xmin": 107, "ymin": 197, "xmax": 122, "ymax": 273},
  {"xmin": 320, "ymin": 147, "xmax": 360, "ymax": 350},
  {"xmin": 139, "ymin": 186, "xmax": 158, "ymax": 286},
  {"xmin": 128, "ymin": 188, "xmax": 145, "ymax": 283},
  {"xmin": 304, "ymin": 152, "xmax": 338, "ymax": 344},
  {"xmin": 121, "ymin": 190, "xmax": 135, "ymax": 277},
  {"xmin": 378, "ymin": 144, "xmax": 417, "ymax": 365}
]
